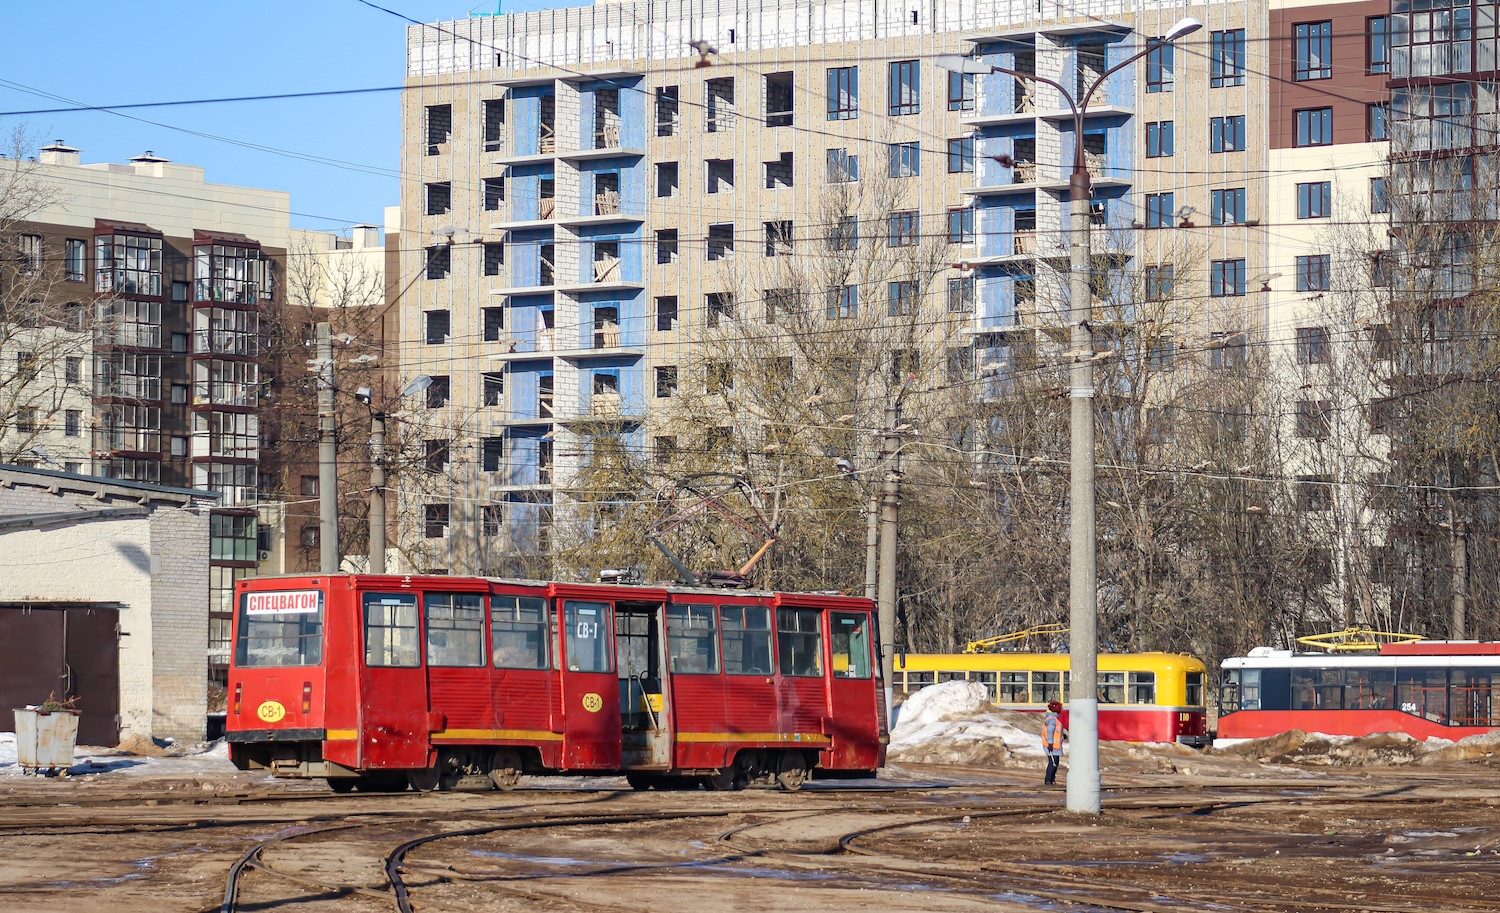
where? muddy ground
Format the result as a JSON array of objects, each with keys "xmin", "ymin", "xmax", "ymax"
[{"xmin": 0, "ymin": 748, "xmax": 1495, "ymax": 912}]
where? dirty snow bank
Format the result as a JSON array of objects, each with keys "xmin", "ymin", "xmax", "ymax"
[
  {"xmin": 0, "ymin": 731, "xmax": 234, "ymax": 777},
  {"xmin": 888, "ymin": 681, "xmax": 1046, "ymax": 767},
  {"xmin": 1217, "ymin": 728, "xmax": 1500, "ymax": 766}
]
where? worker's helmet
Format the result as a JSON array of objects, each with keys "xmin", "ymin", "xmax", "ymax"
[{"xmin": 1047, "ymin": 701, "xmax": 1063, "ymax": 713}]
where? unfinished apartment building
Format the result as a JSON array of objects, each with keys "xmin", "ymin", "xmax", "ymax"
[{"xmin": 398, "ymin": 0, "xmax": 1270, "ymax": 573}]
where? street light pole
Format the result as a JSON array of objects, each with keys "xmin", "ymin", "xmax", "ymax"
[
  {"xmin": 369, "ymin": 410, "xmax": 387, "ymax": 574},
  {"xmin": 315, "ymin": 321, "xmax": 340, "ymax": 574},
  {"xmin": 937, "ymin": 19, "xmax": 1199, "ymax": 816}
]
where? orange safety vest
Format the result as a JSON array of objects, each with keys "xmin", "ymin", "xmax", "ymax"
[{"xmin": 1043, "ymin": 713, "xmax": 1063, "ymax": 750}]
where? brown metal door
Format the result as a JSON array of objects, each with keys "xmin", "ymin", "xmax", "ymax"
[
  {"xmin": 65, "ymin": 608, "xmax": 120, "ymax": 745},
  {"xmin": 0, "ymin": 608, "xmax": 66, "ymax": 724}
]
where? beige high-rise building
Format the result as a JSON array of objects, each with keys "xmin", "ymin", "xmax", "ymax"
[{"xmin": 397, "ymin": 0, "xmax": 1270, "ymax": 573}]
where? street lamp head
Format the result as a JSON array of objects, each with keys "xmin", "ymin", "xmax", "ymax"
[
  {"xmin": 354, "ymin": 386, "xmax": 373, "ymax": 405},
  {"xmin": 401, "ymin": 375, "xmax": 433, "ymax": 397},
  {"xmin": 1163, "ymin": 17, "xmax": 1203, "ymax": 41},
  {"xmin": 933, "ymin": 53, "xmax": 994, "ymax": 75}
]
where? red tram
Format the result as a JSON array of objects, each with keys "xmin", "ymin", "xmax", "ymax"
[
  {"xmin": 227, "ymin": 574, "xmax": 886, "ymax": 791},
  {"xmin": 1219, "ymin": 641, "xmax": 1500, "ymax": 741}
]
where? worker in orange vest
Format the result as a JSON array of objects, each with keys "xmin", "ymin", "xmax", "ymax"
[{"xmin": 1043, "ymin": 700, "xmax": 1064, "ymax": 786}]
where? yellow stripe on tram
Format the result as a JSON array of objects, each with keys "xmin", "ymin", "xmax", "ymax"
[
  {"xmin": 431, "ymin": 728, "xmax": 566, "ymax": 742},
  {"xmin": 677, "ymin": 732, "xmax": 831, "ymax": 745},
  {"xmin": 324, "ymin": 729, "xmax": 358, "ymax": 741}
]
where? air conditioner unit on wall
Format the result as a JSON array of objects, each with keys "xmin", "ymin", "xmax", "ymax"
[{"xmin": 258, "ymin": 549, "xmax": 271, "ymax": 561}]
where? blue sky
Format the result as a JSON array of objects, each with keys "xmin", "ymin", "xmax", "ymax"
[{"xmin": 1, "ymin": 0, "xmax": 576, "ymax": 232}]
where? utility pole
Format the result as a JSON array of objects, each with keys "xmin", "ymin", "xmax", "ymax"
[
  {"xmin": 1453, "ymin": 517, "xmax": 1468, "ymax": 639},
  {"xmin": 369, "ymin": 410, "xmax": 387, "ymax": 574},
  {"xmin": 316, "ymin": 322, "xmax": 340, "ymax": 574},
  {"xmin": 864, "ymin": 485, "xmax": 879, "ymax": 601},
  {"xmin": 877, "ymin": 399, "xmax": 902, "ymax": 725}
]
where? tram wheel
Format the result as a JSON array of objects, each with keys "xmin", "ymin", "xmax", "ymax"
[
  {"xmin": 703, "ymin": 767, "xmax": 741, "ymax": 791},
  {"xmin": 625, "ymin": 772, "xmax": 655, "ymax": 791},
  {"xmin": 327, "ymin": 778, "xmax": 357, "ymax": 793},
  {"xmin": 776, "ymin": 751, "xmax": 808, "ymax": 792},
  {"xmin": 489, "ymin": 748, "xmax": 523, "ymax": 791},
  {"xmin": 408, "ymin": 766, "xmax": 443, "ymax": 792}
]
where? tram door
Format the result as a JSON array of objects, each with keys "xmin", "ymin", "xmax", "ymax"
[
  {"xmin": 616, "ymin": 604, "xmax": 671, "ymax": 768},
  {"xmin": 559, "ymin": 599, "xmax": 622, "ymax": 769}
]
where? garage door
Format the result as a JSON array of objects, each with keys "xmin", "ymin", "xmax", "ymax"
[{"xmin": 0, "ymin": 606, "xmax": 120, "ymax": 746}]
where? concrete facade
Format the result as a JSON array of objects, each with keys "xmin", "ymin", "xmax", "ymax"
[{"xmin": 0, "ymin": 464, "xmax": 215, "ymax": 742}]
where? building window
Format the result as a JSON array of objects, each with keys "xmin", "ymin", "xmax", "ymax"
[
  {"xmin": 483, "ymin": 97, "xmax": 505, "ymax": 151},
  {"xmin": 1211, "ymin": 188, "xmax": 1246, "ymax": 225},
  {"xmin": 655, "ymin": 365, "xmax": 678, "ymax": 397},
  {"xmin": 1210, "ymin": 29, "xmax": 1246, "ymax": 86},
  {"xmin": 948, "ymin": 71, "xmax": 975, "ymax": 111},
  {"xmin": 18, "ymin": 234, "xmax": 41, "ymax": 275},
  {"xmin": 707, "ymin": 224, "xmax": 734, "ymax": 261},
  {"xmin": 888, "ymin": 280, "xmax": 920, "ymax": 317},
  {"xmin": 1295, "ymin": 22, "xmax": 1333, "ymax": 81},
  {"xmin": 706, "ymin": 158, "xmax": 734, "ymax": 193},
  {"xmin": 172, "ymin": 280, "xmax": 189, "ymax": 302},
  {"xmin": 210, "ymin": 514, "xmax": 258, "ymax": 562},
  {"xmin": 1297, "ymin": 181, "xmax": 1332, "ymax": 219},
  {"xmin": 482, "ymin": 372, "xmax": 503, "ymax": 407},
  {"xmin": 64, "ymin": 410, "xmax": 81, "ymax": 437},
  {"xmin": 656, "ymin": 228, "xmax": 678, "ymax": 265},
  {"xmin": 1145, "ymin": 265, "xmax": 1174, "ymax": 300},
  {"xmin": 425, "ymin": 439, "xmax": 451, "ymax": 473},
  {"xmin": 656, "ymin": 85, "xmax": 679, "ymax": 136},
  {"xmin": 765, "ymin": 71, "xmax": 794, "ymax": 126},
  {"xmin": 1211, "ymin": 258, "xmax": 1246, "ymax": 297},
  {"xmin": 656, "ymin": 296, "xmax": 678, "ymax": 331},
  {"xmin": 482, "ymin": 177, "xmax": 504, "ymax": 211},
  {"xmin": 299, "ymin": 474, "xmax": 319, "ymax": 497},
  {"xmin": 656, "ymin": 162, "xmax": 678, "ymax": 198},
  {"xmin": 653, "ymin": 436, "xmax": 677, "ymax": 464},
  {"xmin": 1210, "ymin": 115, "xmax": 1246, "ymax": 152},
  {"xmin": 1370, "ymin": 177, "xmax": 1389, "ymax": 214},
  {"xmin": 1296, "ymin": 400, "xmax": 1332, "ymax": 439},
  {"xmin": 889, "ymin": 142, "xmax": 920, "ymax": 178},
  {"xmin": 15, "ymin": 407, "xmax": 35, "ymax": 433},
  {"xmin": 888, "ymin": 211, "xmax": 918, "ymax": 246},
  {"xmin": 764, "ymin": 151, "xmax": 793, "ymax": 189},
  {"xmin": 482, "ymin": 307, "xmax": 504, "ymax": 342},
  {"xmin": 65, "ymin": 239, "xmax": 87, "ymax": 282},
  {"xmin": 425, "ymin": 310, "xmax": 450, "ymax": 345},
  {"xmin": 483, "ymin": 242, "xmax": 504, "ymax": 277},
  {"xmin": 1367, "ymin": 103, "xmax": 1389, "ymax": 141},
  {"xmin": 16, "ymin": 351, "xmax": 37, "ymax": 382},
  {"xmin": 888, "ymin": 60, "xmax": 920, "ymax": 115},
  {"xmin": 706, "ymin": 291, "xmax": 735, "ymax": 327},
  {"xmin": 1295, "ymin": 107, "xmax": 1333, "ymax": 146},
  {"xmin": 831, "ymin": 216, "xmax": 858, "ymax": 251},
  {"xmin": 65, "ymin": 356, "xmax": 81, "ymax": 384},
  {"xmin": 947, "ymin": 276, "xmax": 975, "ymax": 313},
  {"xmin": 426, "ymin": 245, "xmax": 451, "ymax": 279},
  {"xmin": 706, "ymin": 361, "xmax": 733, "ymax": 394},
  {"xmin": 764, "ymin": 220, "xmax": 793, "ymax": 257},
  {"xmin": 1296, "ymin": 256, "xmax": 1332, "ymax": 293},
  {"xmin": 1368, "ymin": 16, "xmax": 1390, "ymax": 75},
  {"xmin": 1146, "ymin": 121, "xmax": 1173, "ymax": 158},
  {"xmin": 827, "ymin": 66, "xmax": 858, "ymax": 120},
  {"xmin": 425, "ymin": 104, "xmax": 451, "ymax": 153},
  {"xmin": 426, "ymin": 182, "xmax": 451, "ymax": 216},
  {"xmin": 826, "ymin": 285, "xmax": 857, "ymax": 319},
  {"xmin": 827, "ymin": 148, "xmax": 858, "ymax": 183},
  {"xmin": 1210, "ymin": 332, "xmax": 1247, "ymax": 370},
  {"xmin": 947, "ymin": 136, "xmax": 974, "ymax": 173},
  {"xmin": 1145, "ymin": 192, "xmax": 1174, "ymax": 228},
  {"xmin": 1146, "ymin": 41, "xmax": 1173, "ymax": 93},
  {"xmin": 424, "ymin": 504, "xmax": 450, "ymax": 538},
  {"xmin": 948, "ymin": 207, "xmax": 974, "ymax": 244},
  {"xmin": 426, "ymin": 375, "xmax": 450, "ymax": 409},
  {"xmin": 706, "ymin": 77, "xmax": 735, "ymax": 132}
]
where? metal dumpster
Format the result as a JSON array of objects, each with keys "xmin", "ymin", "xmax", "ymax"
[{"xmin": 12, "ymin": 707, "xmax": 80, "ymax": 775}]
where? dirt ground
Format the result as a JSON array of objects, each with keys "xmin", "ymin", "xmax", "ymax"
[{"xmin": 0, "ymin": 747, "xmax": 1495, "ymax": 912}]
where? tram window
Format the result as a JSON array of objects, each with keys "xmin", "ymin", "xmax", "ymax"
[
  {"xmin": 1344, "ymin": 668, "xmax": 1394, "ymax": 710},
  {"xmin": 1397, "ymin": 668, "xmax": 1448, "ymax": 722},
  {"xmin": 1290, "ymin": 669, "xmax": 1317, "ymax": 710},
  {"xmin": 237, "ymin": 591, "xmax": 324, "ymax": 667},
  {"xmin": 564, "ymin": 601, "xmax": 614, "ymax": 673},
  {"xmin": 905, "ymin": 671, "xmax": 935, "ymax": 691},
  {"xmin": 364, "ymin": 593, "xmax": 420, "ymax": 667},
  {"xmin": 1451, "ymin": 670, "xmax": 1496, "ymax": 726},
  {"xmin": 777, "ymin": 608, "xmax": 824, "ymax": 677},
  {"xmin": 1239, "ymin": 669, "xmax": 1261, "ymax": 710},
  {"xmin": 1032, "ymin": 671, "xmax": 1061, "ymax": 705},
  {"xmin": 997, "ymin": 671, "xmax": 1028, "ymax": 703},
  {"xmin": 666, "ymin": 604, "xmax": 719, "ymax": 674},
  {"xmin": 1183, "ymin": 671, "xmax": 1204, "ymax": 707},
  {"xmin": 1220, "ymin": 671, "xmax": 1241, "ymax": 714},
  {"xmin": 1098, "ymin": 672, "xmax": 1125, "ymax": 704},
  {"xmin": 973, "ymin": 671, "xmax": 997, "ymax": 700},
  {"xmin": 1315, "ymin": 667, "xmax": 1345, "ymax": 710},
  {"xmin": 830, "ymin": 613, "xmax": 872, "ymax": 679},
  {"xmin": 424, "ymin": 593, "xmax": 485, "ymax": 667},
  {"xmin": 491, "ymin": 595, "xmax": 548, "ymax": 669},
  {"xmin": 937, "ymin": 671, "xmax": 968, "ymax": 683},
  {"xmin": 1127, "ymin": 671, "xmax": 1156, "ymax": 705},
  {"xmin": 1062, "ymin": 671, "xmax": 1071, "ymax": 702},
  {"xmin": 721, "ymin": 604, "xmax": 774, "ymax": 675}
]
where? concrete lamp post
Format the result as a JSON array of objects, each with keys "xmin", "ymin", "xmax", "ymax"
[{"xmin": 937, "ymin": 18, "xmax": 1201, "ymax": 816}]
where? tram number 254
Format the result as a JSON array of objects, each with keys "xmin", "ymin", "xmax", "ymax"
[{"xmin": 1400, "ymin": 701, "xmax": 1418, "ymax": 714}]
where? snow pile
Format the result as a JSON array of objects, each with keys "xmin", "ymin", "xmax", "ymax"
[
  {"xmin": 1218, "ymin": 728, "xmax": 1500, "ymax": 766},
  {"xmin": 0, "ymin": 732, "xmax": 235, "ymax": 777},
  {"xmin": 888, "ymin": 681, "xmax": 1046, "ymax": 767}
]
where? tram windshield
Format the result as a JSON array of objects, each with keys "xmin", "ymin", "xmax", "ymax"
[{"xmin": 235, "ymin": 589, "xmax": 324, "ymax": 667}]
